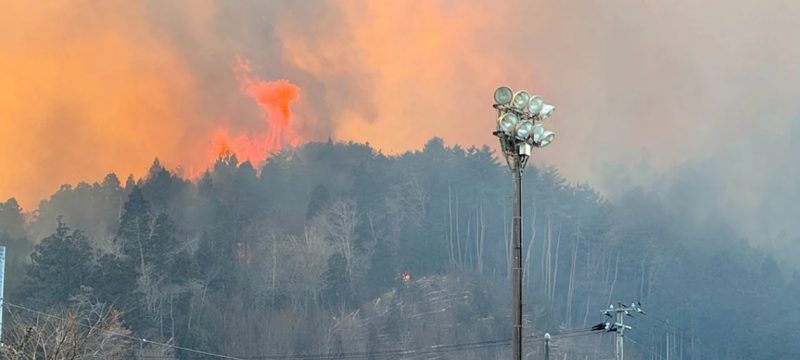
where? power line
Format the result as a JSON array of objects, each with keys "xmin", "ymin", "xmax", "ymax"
[
  {"xmin": 228, "ymin": 329, "xmax": 602, "ymax": 360},
  {"xmin": 5, "ymin": 302, "xmax": 605, "ymax": 360},
  {"xmin": 601, "ymin": 301, "xmax": 645, "ymax": 360},
  {"xmin": 243, "ymin": 338, "xmax": 511, "ymax": 360},
  {"xmin": 625, "ymin": 336, "xmax": 665, "ymax": 360},
  {"xmin": 138, "ymin": 332, "xmax": 603, "ymax": 360},
  {"xmin": 617, "ymin": 307, "xmax": 731, "ymax": 360},
  {"xmin": 634, "ymin": 316, "xmax": 723, "ymax": 360},
  {"xmin": 5, "ymin": 302, "xmax": 245, "ymax": 360},
  {"xmin": 640, "ymin": 311, "xmax": 726, "ymax": 357}
]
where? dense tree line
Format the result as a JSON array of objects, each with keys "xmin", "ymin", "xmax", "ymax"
[{"xmin": 1, "ymin": 138, "xmax": 799, "ymax": 359}]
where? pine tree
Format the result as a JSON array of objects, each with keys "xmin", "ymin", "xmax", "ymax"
[
  {"xmin": 92, "ymin": 253, "xmax": 139, "ymax": 309},
  {"xmin": 25, "ymin": 219, "xmax": 94, "ymax": 307},
  {"xmin": 0, "ymin": 198, "xmax": 33, "ymax": 292},
  {"xmin": 116, "ymin": 186, "xmax": 178, "ymax": 276},
  {"xmin": 116, "ymin": 186, "xmax": 153, "ymax": 265},
  {"xmin": 0, "ymin": 198, "xmax": 26, "ymax": 238}
]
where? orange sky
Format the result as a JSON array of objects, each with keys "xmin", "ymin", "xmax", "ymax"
[
  {"xmin": 3, "ymin": 0, "xmax": 800, "ymax": 241},
  {"xmin": 0, "ymin": 2, "xmax": 204, "ymax": 210}
]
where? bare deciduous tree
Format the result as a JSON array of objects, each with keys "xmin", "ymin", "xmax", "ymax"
[
  {"xmin": 326, "ymin": 198, "xmax": 372, "ymax": 286},
  {"xmin": 1, "ymin": 304, "xmax": 132, "ymax": 360},
  {"xmin": 285, "ymin": 216, "xmax": 334, "ymax": 313}
]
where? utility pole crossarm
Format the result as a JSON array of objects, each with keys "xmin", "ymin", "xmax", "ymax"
[{"xmin": 601, "ymin": 302, "xmax": 645, "ymax": 360}]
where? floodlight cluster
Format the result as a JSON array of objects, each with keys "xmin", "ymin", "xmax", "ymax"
[{"xmin": 493, "ymin": 86, "xmax": 555, "ymax": 149}]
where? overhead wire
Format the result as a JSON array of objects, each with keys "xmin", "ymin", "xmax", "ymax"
[
  {"xmin": 625, "ymin": 336, "xmax": 665, "ymax": 360},
  {"xmin": 223, "ymin": 329, "xmax": 602, "ymax": 360},
  {"xmin": 4, "ymin": 302, "xmax": 246, "ymax": 360},
  {"xmin": 5, "ymin": 302, "xmax": 606, "ymax": 360},
  {"xmin": 632, "ymin": 311, "xmax": 726, "ymax": 360}
]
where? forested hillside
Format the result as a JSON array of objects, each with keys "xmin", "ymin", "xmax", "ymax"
[{"xmin": 1, "ymin": 139, "xmax": 799, "ymax": 359}]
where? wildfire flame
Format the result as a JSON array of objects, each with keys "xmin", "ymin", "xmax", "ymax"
[{"xmin": 211, "ymin": 57, "xmax": 301, "ymax": 165}]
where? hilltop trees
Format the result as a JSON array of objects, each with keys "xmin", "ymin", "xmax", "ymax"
[
  {"xmin": 4, "ymin": 139, "xmax": 800, "ymax": 359},
  {"xmin": 23, "ymin": 219, "xmax": 94, "ymax": 308},
  {"xmin": 116, "ymin": 186, "xmax": 180, "ymax": 277},
  {"xmin": 0, "ymin": 198, "xmax": 32, "ymax": 292}
]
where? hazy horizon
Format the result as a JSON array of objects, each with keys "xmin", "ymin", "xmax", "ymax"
[{"xmin": 3, "ymin": 0, "xmax": 800, "ymax": 245}]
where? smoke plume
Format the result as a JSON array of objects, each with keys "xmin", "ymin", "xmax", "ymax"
[
  {"xmin": 211, "ymin": 57, "xmax": 300, "ymax": 165},
  {"xmin": 2, "ymin": 0, "xmax": 800, "ymax": 246}
]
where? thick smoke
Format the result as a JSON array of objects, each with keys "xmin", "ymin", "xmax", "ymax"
[
  {"xmin": 0, "ymin": 1, "xmax": 374, "ymax": 208},
  {"xmin": 2, "ymin": 0, "xmax": 800, "ymax": 248}
]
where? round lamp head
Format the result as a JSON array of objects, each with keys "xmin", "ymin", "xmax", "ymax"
[
  {"xmin": 538, "ymin": 131, "xmax": 555, "ymax": 147},
  {"xmin": 527, "ymin": 96, "xmax": 544, "ymax": 114},
  {"xmin": 514, "ymin": 121, "xmax": 533, "ymax": 140},
  {"xmin": 494, "ymin": 86, "xmax": 513, "ymax": 105},
  {"xmin": 511, "ymin": 91, "xmax": 531, "ymax": 110},
  {"xmin": 539, "ymin": 104, "xmax": 555, "ymax": 120},
  {"xmin": 497, "ymin": 113, "xmax": 519, "ymax": 134},
  {"xmin": 532, "ymin": 124, "xmax": 545, "ymax": 143}
]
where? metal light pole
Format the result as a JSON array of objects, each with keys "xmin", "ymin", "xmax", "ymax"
[
  {"xmin": 510, "ymin": 145, "xmax": 524, "ymax": 360},
  {"xmin": 544, "ymin": 332, "xmax": 551, "ymax": 360},
  {"xmin": 492, "ymin": 86, "xmax": 556, "ymax": 360}
]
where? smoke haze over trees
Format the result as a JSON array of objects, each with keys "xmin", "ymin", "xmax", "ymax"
[
  {"xmin": 3, "ymin": 1, "xmax": 800, "ymax": 359},
  {"xmin": 1, "ymin": 139, "xmax": 799, "ymax": 359},
  {"xmin": 4, "ymin": 1, "xmax": 800, "ymax": 254}
]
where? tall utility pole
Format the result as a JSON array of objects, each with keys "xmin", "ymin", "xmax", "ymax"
[
  {"xmin": 492, "ymin": 86, "xmax": 557, "ymax": 360},
  {"xmin": 614, "ymin": 309, "xmax": 626, "ymax": 360},
  {"xmin": 601, "ymin": 302, "xmax": 645, "ymax": 360}
]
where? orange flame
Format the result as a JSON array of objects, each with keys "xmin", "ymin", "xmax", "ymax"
[{"xmin": 211, "ymin": 57, "xmax": 301, "ymax": 165}]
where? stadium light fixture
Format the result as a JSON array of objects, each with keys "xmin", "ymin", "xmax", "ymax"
[
  {"xmin": 511, "ymin": 91, "xmax": 531, "ymax": 110},
  {"xmin": 490, "ymin": 85, "xmax": 558, "ymax": 360},
  {"xmin": 494, "ymin": 86, "xmax": 513, "ymax": 105}
]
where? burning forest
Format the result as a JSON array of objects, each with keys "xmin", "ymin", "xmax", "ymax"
[{"xmin": 3, "ymin": 1, "xmax": 800, "ymax": 359}]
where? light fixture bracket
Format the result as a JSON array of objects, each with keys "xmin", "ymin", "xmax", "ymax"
[{"xmin": 518, "ymin": 143, "xmax": 531, "ymax": 156}]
